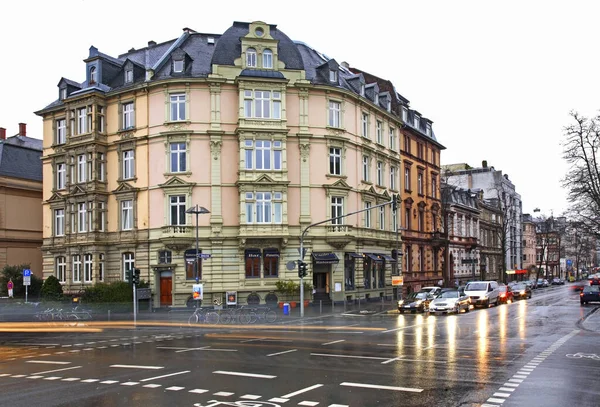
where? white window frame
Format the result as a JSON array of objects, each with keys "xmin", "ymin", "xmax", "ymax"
[
  {"xmin": 98, "ymin": 202, "xmax": 106, "ymax": 232},
  {"xmin": 331, "ymin": 196, "xmax": 344, "ymax": 225},
  {"xmin": 170, "ymin": 93, "xmax": 186, "ymax": 121},
  {"xmin": 123, "ymin": 252, "xmax": 134, "ymax": 281},
  {"xmin": 72, "ymin": 255, "xmax": 82, "ymax": 283},
  {"xmin": 56, "ymin": 119, "xmax": 66, "ymax": 144},
  {"xmin": 365, "ymin": 202, "xmax": 372, "ymax": 228},
  {"xmin": 77, "ymin": 108, "xmax": 87, "ymax": 134},
  {"xmin": 97, "ymin": 152, "xmax": 105, "ymax": 181},
  {"xmin": 405, "ymin": 167, "xmax": 411, "ymax": 191},
  {"xmin": 77, "ymin": 202, "xmax": 87, "ymax": 233},
  {"xmin": 98, "ymin": 253, "xmax": 104, "ymax": 282},
  {"xmin": 54, "ymin": 209, "xmax": 65, "ymax": 236},
  {"xmin": 84, "ymin": 254, "xmax": 93, "ymax": 283},
  {"xmin": 170, "ymin": 142, "xmax": 187, "ymax": 173},
  {"xmin": 376, "ymin": 121, "xmax": 383, "ymax": 144},
  {"xmin": 377, "ymin": 161, "xmax": 384, "ymax": 186},
  {"xmin": 392, "ymin": 209, "xmax": 398, "ymax": 232},
  {"xmin": 89, "ymin": 67, "xmax": 97, "ymax": 84},
  {"xmin": 389, "ymin": 127, "xmax": 396, "ymax": 150},
  {"xmin": 77, "ymin": 154, "xmax": 86, "ymax": 183},
  {"xmin": 379, "ymin": 206, "xmax": 385, "ymax": 230},
  {"xmin": 390, "ymin": 166, "xmax": 397, "ymax": 190},
  {"xmin": 122, "ymin": 102, "xmax": 134, "ymax": 129},
  {"xmin": 329, "ymin": 70, "xmax": 338, "ymax": 82},
  {"xmin": 56, "ymin": 163, "xmax": 66, "ymax": 190},
  {"xmin": 244, "ymin": 140, "xmax": 282, "ymax": 170},
  {"xmin": 170, "ymin": 195, "xmax": 187, "ymax": 226},
  {"xmin": 245, "ymin": 192, "xmax": 283, "ymax": 224},
  {"xmin": 244, "ymin": 90, "xmax": 281, "ymax": 119},
  {"xmin": 123, "ymin": 150, "xmax": 135, "ymax": 179},
  {"xmin": 263, "ymin": 49, "xmax": 273, "ymax": 68},
  {"xmin": 246, "ymin": 48, "xmax": 257, "ymax": 67},
  {"xmin": 362, "ymin": 155, "xmax": 369, "ymax": 182},
  {"xmin": 432, "ymin": 176, "xmax": 437, "ymax": 199},
  {"xmin": 328, "ymin": 101, "xmax": 341, "ymax": 127},
  {"xmin": 56, "ymin": 257, "xmax": 66, "ymax": 283},
  {"xmin": 361, "ymin": 113, "xmax": 369, "ymax": 138},
  {"xmin": 329, "ymin": 147, "xmax": 342, "ymax": 175},
  {"xmin": 173, "ymin": 59, "xmax": 184, "ymax": 73},
  {"xmin": 121, "ymin": 200, "xmax": 133, "ymax": 230},
  {"xmin": 418, "ymin": 172, "xmax": 423, "ymax": 195},
  {"xmin": 125, "ymin": 69, "xmax": 133, "ymax": 83}
]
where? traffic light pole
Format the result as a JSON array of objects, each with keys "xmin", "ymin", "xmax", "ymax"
[
  {"xmin": 298, "ymin": 197, "xmax": 398, "ymax": 317},
  {"xmin": 133, "ymin": 282, "xmax": 137, "ymax": 326}
]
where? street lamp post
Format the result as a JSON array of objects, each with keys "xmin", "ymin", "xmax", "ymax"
[{"xmin": 185, "ymin": 204, "xmax": 210, "ymax": 284}]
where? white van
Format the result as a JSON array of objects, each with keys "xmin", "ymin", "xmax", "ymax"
[{"xmin": 464, "ymin": 281, "xmax": 500, "ymax": 307}]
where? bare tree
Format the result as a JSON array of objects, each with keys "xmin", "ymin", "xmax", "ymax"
[
  {"xmin": 534, "ymin": 216, "xmax": 551, "ymax": 283},
  {"xmin": 562, "ymin": 111, "xmax": 600, "ymax": 236},
  {"xmin": 488, "ymin": 179, "xmax": 514, "ymax": 284}
]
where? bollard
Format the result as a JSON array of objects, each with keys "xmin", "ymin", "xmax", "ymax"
[
  {"xmin": 358, "ymin": 296, "xmax": 361, "ymax": 311},
  {"xmin": 332, "ymin": 298, "xmax": 334, "ymax": 313},
  {"xmin": 108, "ymin": 310, "xmax": 111, "ymax": 321},
  {"xmin": 319, "ymin": 300, "xmax": 322, "ymax": 315}
]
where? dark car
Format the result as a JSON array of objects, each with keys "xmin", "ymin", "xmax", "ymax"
[
  {"xmin": 498, "ymin": 285, "xmax": 514, "ymax": 304},
  {"xmin": 580, "ymin": 285, "xmax": 600, "ymax": 305},
  {"xmin": 552, "ymin": 277, "xmax": 565, "ymax": 285},
  {"xmin": 398, "ymin": 291, "xmax": 434, "ymax": 313},
  {"xmin": 513, "ymin": 283, "xmax": 532, "ymax": 300},
  {"xmin": 589, "ymin": 275, "xmax": 600, "ymax": 286}
]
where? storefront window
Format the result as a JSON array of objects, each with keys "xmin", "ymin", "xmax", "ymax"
[
  {"xmin": 263, "ymin": 248, "xmax": 279, "ymax": 278},
  {"xmin": 245, "ymin": 249, "xmax": 261, "ymax": 278}
]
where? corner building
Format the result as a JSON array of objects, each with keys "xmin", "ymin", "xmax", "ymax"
[{"xmin": 36, "ymin": 21, "xmax": 444, "ymax": 306}]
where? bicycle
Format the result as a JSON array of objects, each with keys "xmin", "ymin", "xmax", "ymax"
[
  {"xmin": 188, "ymin": 307, "xmax": 220, "ymax": 325},
  {"xmin": 239, "ymin": 307, "xmax": 277, "ymax": 324}
]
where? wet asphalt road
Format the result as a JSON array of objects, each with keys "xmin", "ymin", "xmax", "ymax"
[{"xmin": 0, "ymin": 284, "xmax": 598, "ymax": 407}]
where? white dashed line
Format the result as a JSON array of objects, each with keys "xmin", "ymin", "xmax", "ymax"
[
  {"xmin": 269, "ymin": 398, "xmax": 289, "ymax": 403},
  {"xmin": 81, "ymin": 379, "xmax": 99, "ymax": 383},
  {"xmin": 143, "ymin": 384, "xmax": 162, "ymax": 388},
  {"xmin": 281, "ymin": 384, "xmax": 324, "ymax": 398},
  {"xmin": 214, "ymin": 392, "xmax": 234, "ymax": 396},
  {"xmin": 267, "ymin": 349, "xmax": 297, "ymax": 357},
  {"xmin": 166, "ymin": 386, "xmax": 185, "ymax": 391},
  {"xmin": 121, "ymin": 382, "xmax": 139, "ymax": 386},
  {"xmin": 240, "ymin": 395, "xmax": 261, "ymax": 400},
  {"xmin": 298, "ymin": 402, "xmax": 319, "ymax": 407},
  {"xmin": 189, "ymin": 389, "xmax": 209, "ymax": 394},
  {"xmin": 100, "ymin": 380, "xmax": 118, "ymax": 384}
]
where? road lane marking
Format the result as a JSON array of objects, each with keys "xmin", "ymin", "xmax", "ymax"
[
  {"xmin": 382, "ymin": 323, "xmax": 422, "ymax": 333},
  {"xmin": 81, "ymin": 379, "xmax": 99, "ymax": 383},
  {"xmin": 322, "ymin": 340, "xmax": 345, "ymax": 346},
  {"xmin": 240, "ymin": 337, "xmax": 266, "ymax": 343},
  {"xmin": 487, "ymin": 398, "xmax": 505, "ymax": 404},
  {"xmin": 110, "ymin": 364, "xmax": 163, "ymax": 370},
  {"xmin": 214, "ymin": 370, "xmax": 276, "ymax": 379},
  {"xmin": 311, "ymin": 353, "xmax": 388, "ymax": 361},
  {"xmin": 494, "ymin": 392, "xmax": 511, "ymax": 397},
  {"xmin": 143, "ymin": 384, "xmax": 162, "ymax": 388},
  {"xmin": 269, "ymin": 398, "xmax": 289, "ymax": 403},
  {"xmin": 508, "ymin": 379, "xmax": 523, "ymax": 383},
  {"xmin": 33, "ymin": 366, "xmax": 82, "ymax": 375},
  {"xmin": 281, "ymin": 384, "xmax": 323, "ymax": 398},
  {"xmin": 267, "ymin": 349, "xmax": 297, "ymax": 357},
  {"xmin": 100, "ymin": 380, "xmax": 118, "ymax": 384},
  {"xmin": 327, "ymin": 331, "xmax": 363, "ymax": 334},
  {"xmin": 298, "ymin": 402, "xmax": 319, "ymax": 407},
  {"xmin": 166, "ymin": 386, "xmax": 185, "ymax": 391},
  {"xmin": 10, "ymin": 375, "xmax": 26, "ymax": 378},
  {"xmin": 61, "ymin": 378, "xmax": 80, "ymax": 381},
  {"xmin": 341, "ymin": 382, "xmax": 423, "ymax": 393},
  {"xmin": 214, "ymin": 391, "xmax": 234, "ymax": 396},
  {"xmin": 240, "ymin": 395, "xmax": 261, "ymax": 400},
  {"xmin": 121, "ymin": 382, "xmax": 139, "ymax": 386},
  {"xmin": 26, "ymin": 361, "xmax": 71, "ymax": 365},
  {"xmin": 43, "ymin": 377, "xmax": 61, "ymax": 380},
  {"xmin": 26, "ymin": 375, "xmax": 44, "ymax": 379},
  {"xmin": 189, "ymin": 389, "xmax": 209, "ymax": 394},
  {"xmin": 140, "ymin": 370, "xmax": 190, "ymax": 382},
  {"xmin": 499, "ymin": 387, "xmax": 514, "ymax": 392},
  {"xmin": 513, "ymin": 375, "xmax": 527, "ymax": 379},
  {"xmin": 503, "ymin": 382, "xmax": 519, "ymax": 387}
]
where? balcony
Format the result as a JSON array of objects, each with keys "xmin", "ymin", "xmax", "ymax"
[
  {"xmin": 326, "ymin": 224, "xmax": 354, "ymax": 250},
  {"xmin": 160, "ymin": 225, "xmax": 194, "ymax": 252},
  {"xmin": 162, "ymin": 225, "xmax": 193, "ymax": 237}
]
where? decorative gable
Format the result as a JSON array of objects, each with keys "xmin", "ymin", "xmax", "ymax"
[
  {"xmin": 69, "ymin": 185, "xmax": 87, "ymax": 196},
  {"xmin": 240, "ymin": 21, "xmax": 279, "ymax": 70},
  {"xmin": 113, "ymin": 182, "xmax": 138, "ymax": 195},
  {"xmin": 46, "ymin": 192, "xmax": 65, "ymax": 204}
]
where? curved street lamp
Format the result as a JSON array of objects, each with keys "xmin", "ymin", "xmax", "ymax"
[{"xmin": 185, "ymin": 204, "xmax": 210, "ymax": 283}]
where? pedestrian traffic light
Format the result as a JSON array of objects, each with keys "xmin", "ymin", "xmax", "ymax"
[
  {"xmin": 126, "ymin": 269, "xmax": 133, "ymax": 285},
  {"xmin": 298, "ymin": 261, "xmax": 308, "ymax": 278},
  {"xmin": 133, "ymin": 268, "xmax": 141, "ymax": 285}
]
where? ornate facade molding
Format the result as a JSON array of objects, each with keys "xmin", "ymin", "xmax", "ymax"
[
  {"xmin": 210, "ymin": 140, "xmax": 222, "ymax": 160},
  {"xmin": 299, "ymin": 143, "xmax": 310, "ymax": 162}
]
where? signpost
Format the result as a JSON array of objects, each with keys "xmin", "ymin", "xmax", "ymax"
[{"xmin": 23, "ymin": 269, "xmax": 31, "ymax": 303}]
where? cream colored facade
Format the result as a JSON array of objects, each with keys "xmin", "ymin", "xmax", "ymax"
[{"xmin": 37, "ymin": 21, "xmax": 443, "ymax": 305}]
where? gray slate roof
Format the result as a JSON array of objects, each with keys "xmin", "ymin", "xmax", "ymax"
[{"xmin": 0, "ymin": 136, "xmax": 43, "ymax": 182}]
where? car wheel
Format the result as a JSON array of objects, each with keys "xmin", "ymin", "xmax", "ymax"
[
  {"xmin": 399, "ymin": 309, "xmax": 404, "ymax": 314},
  {"xmin": 580, "ymin": 301, "xmax": 584, "ymax": 305},
  {"xmin": 465, "ymin": 304, "xmax": 470, "ymax": 313}
]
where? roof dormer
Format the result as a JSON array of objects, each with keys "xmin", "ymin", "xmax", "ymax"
[
  {"xmin": 315, "ymin": 58, "xmax": 340, "ymax": 85},
  {"xmin": 241, "ymin": 21, "xmax": 280, "ymax": 70},
  {"xmin": 170, "ymin": 48, "xmax": 191, "ymax": 75}
]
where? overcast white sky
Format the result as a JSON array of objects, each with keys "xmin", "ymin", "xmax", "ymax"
[{"xmin": 1, "ymin": 0, "xmax": 597, "ymax": 216}]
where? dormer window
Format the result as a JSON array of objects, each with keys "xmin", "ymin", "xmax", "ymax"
[
  {"xmin": 246, "ymin": 48, "xmax": 257, "ymax": 68},
  {"xmin": 173, "ymin": 59, "xmax": 184, "ymax": 73},
  {"xmin": 89, "ymin": 67, "xmax": 97, "ymax": 84},
  {"xmin": 263, "ymin": 49, "xmax": 273, "ymax": 69},
  {"xmin": 125, "ymin": 69, "xmax": 133, "ymax": 83},
  {"xmin": 60, "ymin": 88, "xmax": 67, "ymax": 100},
  {"xmin": 329, "ymin": 70, "xmax": 338, "ymax": 83},
  {"xmin": 426, "ymin": 124, "xmax": 432, "ymax": 137},
  {"xmin": 360, "ymin": 84, "xmax": 365, "ymax": 97},
  {"xmin": 374, "ymin": 94, "xmax": 379, "ymax": 105},
  {"xmin": 414, "ymin": 115, "xmax": 420, "ymax": 129},
  {"xmin": 386, "ymin": 99, "xmax": 391, "ymax": 112},
  {"xmin": 401, "ymin": 106, "xmax": 408, "ymax": 122}
]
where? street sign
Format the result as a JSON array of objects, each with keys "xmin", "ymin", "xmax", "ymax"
[
  {"xmin": 297, "ymin": 248, "xmax": 308, "ymax": 259},
  {"xmin": 198, "ymin": 253, "xmax": 212, "ymax": 259},
  {"xmin": 392, "ymin": 276, "xmax": 404, "ymax": 286},
  {"xmin": 23, "ymin": 276, "xmax": 31, "ymax": 286},
  {"xmin": 184, "ymin": 249, "xmax": 198, "ymax": 263},
  {"xmin": 226, "ymin": 291, "xmax": 237, "ymax": 306},
  {"xmin": 23, "ymin": 269, "xmax": 31, "ymax": 277},
  {"xmin": 286, "ymin": 260, "xmax": 296, "ymax": 270},
  {"xmin": 192, "ymin": 284, "xmax": 203, "ymax": 300}
]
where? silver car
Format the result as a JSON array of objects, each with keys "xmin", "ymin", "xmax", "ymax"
[{"xmin": 429, "ymin": 290, "xmax": 471, "ymax": 314}]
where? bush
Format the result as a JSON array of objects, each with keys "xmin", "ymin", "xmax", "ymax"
[
  {"xmin": 82, "ymin": 281, "xmax": 133, "ymax": 303},
  {"xmin": 40, "ymin": 275, "xmax": 63, "ymax": 301},
  {"xmin": 0, "ymin": 264, "xmax": 42, "ymax": 299}
]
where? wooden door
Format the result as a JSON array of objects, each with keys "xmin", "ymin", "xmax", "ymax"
[
  {"xmin": 314, "ymin": 273, "xmax": 327, "ymax": 294},
  {"xmin": 160, "ymin": 277, "xmax": 172, "ymax": 306}
]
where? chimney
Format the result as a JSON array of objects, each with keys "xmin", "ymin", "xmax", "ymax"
[
  {"xmin": 482, "ymin": 160, "xmax": 487, "ymax": 168},
  {"xmin": 18, "ymin": 123, "xmax": 26, "ymax": 137},
  {"xmin": 0, "ymin": 128, "xmax": 5, "ymax": 140},
  {"xmin": 148, "ymin": 40, "xmax": 156, "ymax": 47},
  {"xmin": 341, "ymin": 61, "xmax": 350, "ymax": 69}
]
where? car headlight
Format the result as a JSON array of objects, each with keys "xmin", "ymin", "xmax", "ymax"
[
  {"xmin": 415, "ymin": 300, "xmax": 422, "ymax": 305},
  {"xmin": 520, "ymin": 290, "xmax": 526, "ymax": 294},
  {"xmin": 398, "ymin": 300, "xmax": 404, "ymax": 306}
]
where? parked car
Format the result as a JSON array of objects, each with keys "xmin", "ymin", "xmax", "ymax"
[
  {"xmin": 589, "ymin": 275, "xmax": 600, "ymax": 286},
  {"xmin": 537, "ymin": 278, "xmax": 549, "ymax": 288},
  {"xmin": 464, "ymin": 281, "xmax": 500, "ymax": 307},
  {"xmin": 551, "ymin": 277, "xmax": 565, "ymax": 285},
  {"xmin": 498, "ymin": 285, "xmax": 514, "ymax": 304},
  {"xmin": 580, "ymin": 285, "xmax": 600, "ymax": 305},
  {"xmin": 512, "ymin": 283, "xmax": 532, "ymax": 300},
  {"xmin": 398, "ymin": 291, "xmax": 435, "ymax": 313},
  {"xmin": 429, "ymin": 290, "xmax": 471, "ymax": 314}
]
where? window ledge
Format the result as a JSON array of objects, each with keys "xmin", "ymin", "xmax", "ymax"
[
  {"xmin": 118, "ymin": 127, "xmax": 137, "ymax": 134},
  {"xmin": 117, "ymin": 177, "xmax": 138, "ymax": 183},
  {"xmin": 326, "ymin": 174, "xmax": 347, "ymax": 180},
  {"xmin": 164, "ymin": 171, "xmax": 192, "ymax": 177}
]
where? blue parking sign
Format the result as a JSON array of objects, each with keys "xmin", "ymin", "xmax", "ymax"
[{"xmin": 23, "ymin": 269, "xmax": 31, "ymax": 277}]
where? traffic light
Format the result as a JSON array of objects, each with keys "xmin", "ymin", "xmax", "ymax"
[
  {"xmin": 298, "ymin": 261, "xmax": 308, "ymax": 278},
  {"xmin": 126, "ymin": 269, "xmax": 133, "ymax": 285},
  {"xmin": 392, "ymin": 194, "xmax": 399, "ymax": 212},
  {"xmin": 133, "ymin": 268, "xmax": 141, "ymax": 285}
]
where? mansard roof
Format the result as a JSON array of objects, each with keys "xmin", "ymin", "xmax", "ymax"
[{"xmin": 0, "ymin": 135, "xmax": 42, "ymax": 182}]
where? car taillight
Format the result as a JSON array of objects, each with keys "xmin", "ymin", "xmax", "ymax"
[
  {"xmin": 580, "ymin": 292, "xmax": 584, "ymax": 296},
  {"xmin": 500, "ymin": 293, "xmax": 506, "ymax": 297}
]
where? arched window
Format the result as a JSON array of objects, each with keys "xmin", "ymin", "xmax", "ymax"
[
  {"xmin": 263, "ymin": 49, "xmax": 273, "ymax": 69},
  {"xmin": 246, "ymin": 48, "xmax": 257, "ymax": 67},
  {"xmin": 89, "ymin": 67, "xmax": 97, "ymax": 84}
]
